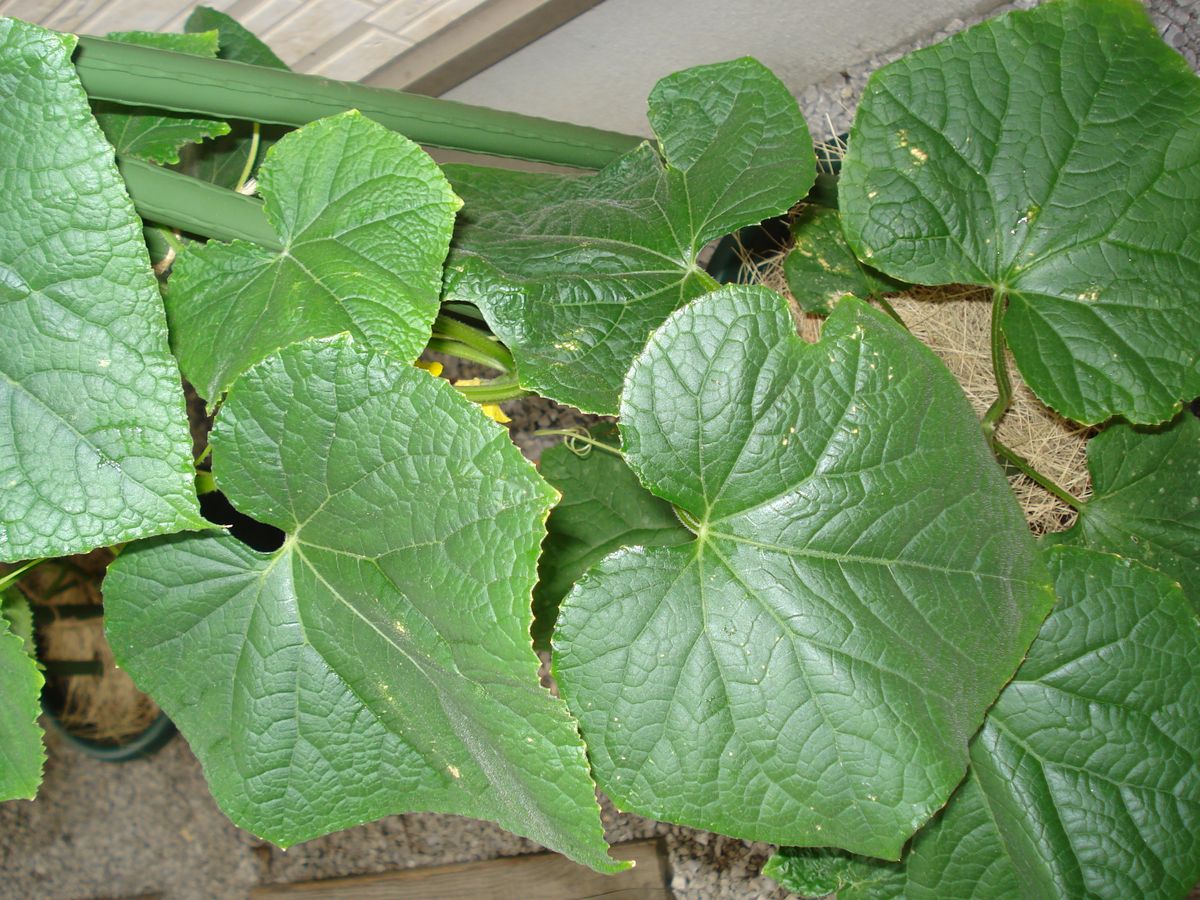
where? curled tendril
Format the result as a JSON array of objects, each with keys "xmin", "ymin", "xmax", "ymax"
[{"xmin": 533, "ymin": 427, "xmax": 624, "ymax": 460}]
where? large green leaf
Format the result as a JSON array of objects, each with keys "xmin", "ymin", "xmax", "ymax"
[
  {"xmin": 103, "ymin": 336, "xmax": 622, "ymax": 872},
  {"xmin": 839, "ymin": 0, "xmax": 1200, "ymax": 425},
  {"xmin": 767, "ymin": 546, "xmax": 1200, "ymax": 899},
  {"xmin": 0, "ymin": 589, "xmax": 44, "ymax": 801},
  {"xmin": 165, "ymin": 111, "xmax": 460, "ymax": 402},
  {"xmin": 0, "ymin": 19, "xmax": 202, "ymax": 561},
  {"xmin": 1045, "ymin": 413, "xmax": 1200, "ymax": 608},
  {"xmin": 553, "ymin": 285, "xmax": 1053, "ymax": 858},
  {"xmin": 92, "ymin": 30, "xmax": 231, "ymax": 165},
  {"xmin": 785, "ymin": 206, "xmax": 901, "ymax": 315},
  {"xmin": 185, "ymin": 6, "xmax": 286, "ymax": 69},
  {"xmin": 181, "ymin": 6, "xmax": 289, "ymax": 190},
  {"xmin": 443, "ymin": 58, "xmax": 814, "ymax": 414},
  {"xmin": 0, "ymin": 587, "xmax": 35, "ymax": 658},
  {"xmin": 534, "ymin": 424, "xmax": 691, "ymax": 649}
]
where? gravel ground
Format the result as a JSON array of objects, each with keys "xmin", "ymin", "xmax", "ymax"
[{"xmin": 2, "ymin": 2, "xmax": 1196, "ymax": 897}]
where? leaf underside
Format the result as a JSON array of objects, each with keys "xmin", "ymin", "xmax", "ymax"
[
  {"xmin": 534, "ymin": 423, "xmax": 691, "ymax": 649},
  {"xmin": 443, "ymin": 57, "xmax": 815, "ymax": 414},
  {"xmin": 0, "ymin": 18, "xmax": 202, "ymax": 561},
  {"xmin": 103, "ymin": 336, "xmax": 622, "ymax": 873},
  {"xmin": 840, "ymin": 0, "xmax": 1200, "ymax": 425},
  {"xmin": 0, "ymin": 589, "xmax": 45, "ymax": 801},
  {"xmin": 1045, "ymin": 412, "xmax": 1200, "ymax": 608},
  {"xmin": 769, "ymin": 546, "xmax": 1200, "ymax": 899},
  {"xmin": 554, "ymin": 285, "xmax": 1053, "ymax": 858},
  {"xmin": 92, "ymin": 30, "xmax": 231, "ymax": 165},
  {"xmin": 165, "ymin": 110, "xmax": 461, "ymax": 402}
]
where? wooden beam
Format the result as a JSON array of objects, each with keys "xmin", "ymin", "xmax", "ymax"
[
  {"xmin": 251, "ymin": 838, "xmax": 670, "ymax": 900},
  {"xmin": 362, "ymin": 0, "xmax": 603, "ymax": 96}
]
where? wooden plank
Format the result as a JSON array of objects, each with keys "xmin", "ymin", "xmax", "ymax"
[
  {"xmin": 362, "ymin": 0, "xmax": 603, "ymax": 96},
  {"xmin": 251, "ymin": 838, "xmax": 670, "ymax": 900}
]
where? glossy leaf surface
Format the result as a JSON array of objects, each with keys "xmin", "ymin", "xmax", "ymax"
[
  {"xmin": 840, "ymin": 0, "xmax": 1200, "ymax": 424},
  {"xmin": 93, "ymin": 30, "xmax": 230, "ymax": 165},
  {"xmin": 785, "ymin": 206, "xmax": 900, "ymax": 315},
  {"xmin": 0, "ymin": 19, "xmax": 202, "ymax": 560},
  {"xmin": 185, "ymin": 5, "xmax": 286, "ymax": 69},
  {"xmin": 444, "ymin": 58, "xmax": 814, "ymax": 413},
  {"xmin": 104, "ymin": 337, "xmax": 621, "ymax": 872},
  {"xmin": 0, "ymin": 589, "xmax": 43, "ymax": 801},
  {"xmin": 554, "ymin": 285, "xmax": 1052, "ymax": 857},
  {"xmin": 166, "ymin": 111, "xmax": 460, "ymax": 401},
  {"xmin": 1046, "ymin": 413, "xmax": 1200, "ymax": 607},
  {"xmin": 534, "ymin": 424, "xmax": 691, "ymax": 649},
  {"xmin": 767, "ymin": 546, "xmax": 1200, "ymax": 899}
]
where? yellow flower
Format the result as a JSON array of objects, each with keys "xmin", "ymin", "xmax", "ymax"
[
  {"xmin": 415, "ymin": 360, "xmax": 444, "ymax": 377},
  {"xmin": 480, "ymin": 404, "xmax": 511, "ymax": 424}
]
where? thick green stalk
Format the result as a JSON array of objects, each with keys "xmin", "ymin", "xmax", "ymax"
[
  {"xmin": 118, "ymin": 158, "xmax": 280, "ymax": 249},
  {"xmin": 452, "ymin": 374, "xmax": 529, "ymax": 403},
  {"xmin": 425, "ymin": 338, "xmax": 507, "ymax": 372},
  {"xmin": 432, "ymin": 314, "xmax": 514, "ymax": 372},
  {"xmin": 75, "ymin": 36, "xmax": 642, "ymax": 169}
]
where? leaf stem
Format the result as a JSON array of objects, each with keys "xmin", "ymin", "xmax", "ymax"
[
  {"xmin": 426, "ymin": 338, "xmax": 507, "ymax": 372},
  {"xmin": 533, "ymin": 428, "xmax": 624, "ymax": 458},
  {"xmin": 874, "ymin": 295, "xmax": 907, "ymax": 328},
  {"xmin": 991, "ymin": 439, "xmax": 1082, "ymax": 510},
  {"xmin": 234, "ymin": 122, "xmax": 261, "ymax": 193},
  {"xmin": 195, "ymin": 471, "xmax": 218, "ymax": 496},
  {"xmin": 0, "ymin": 558, "xmax": 45, "ymax": 593},
  {"xmin": 440, "ymin": 302, "xmax": 487, "ymax": 323},
  {"xmin": 453, "ymin": 373, "xmax": 529, "ymax": 403},
  {"xmin": 432, "ymin": 314, "xmax": 513, "ymax": 372},
  {"xmin": 981, "ymin": 287, "xmax": 1012, "ymax": 442}
]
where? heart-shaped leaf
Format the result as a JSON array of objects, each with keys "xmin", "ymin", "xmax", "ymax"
[
  {"xmin": 165, "ymin": 110, "xmax": 460, "ymax": 402},
  {"xmin": 181, "ymin": 6, "xmax": 289, "ymax": 190},
  {"xmin": 1045, "ymin": 413, "xmax": 1200, "ymax": 608},
  {"xmin": 443, "ymin": 58, "xmax": 814, "ymax": 414},
  {"xmin": 93, "ymin": 30, "xmax": 231, "ymax": 165},
  {"xmin": 553, "ymin": 285, "xmax": 1053, "ymax": 858},
  {"xmin": 534, "ymin": 424, "xmax": 691, "ymax": 649},
  {"xmin": 186, "ymin": 6, "xmax": 286, "ymax": 69},
  {"xmin": 766, "ymin": 546, "xmax": 1200, "ymax": 899},
  {"xmin": 0, "ymin": 589, "xmax": 44, "ymax": 801},
  {"xmin": 0, "ymin": 19, "xmax": 202, "ymax": 561},
  {"xmin": 839, "ymin": 0, "xmax": 1200, "ymax": 425},
  {"xmin": 103, "ymin": 336, "xmax": 623, "ymax": 872},
  {"xmin": 785, "ymin": 206, "xmax": 902, "ymax": 315}
]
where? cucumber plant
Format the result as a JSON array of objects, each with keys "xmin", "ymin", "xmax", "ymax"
[{"xmin": 0, "ymin": 0, "xmax": 1196, "ymax": 894}]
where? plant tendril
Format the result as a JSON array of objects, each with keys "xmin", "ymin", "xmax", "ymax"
[{"xmin": 533, "ymin": 428, "xmax": 624, "ymax": 459}]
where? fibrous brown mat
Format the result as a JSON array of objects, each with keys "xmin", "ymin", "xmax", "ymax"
[
  {"xmin": 16, "ymin": 549, "xmax": 160, "ymax": 743},
  {"xmin": 738, "ymin": 236, "xmax": 1091, "ymax": 537}
]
